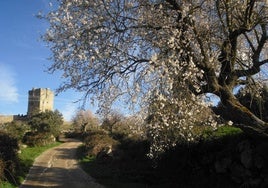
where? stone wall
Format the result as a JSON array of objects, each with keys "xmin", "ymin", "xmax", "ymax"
[
  {"xmin": 0, "ymin": 115, "xmax": 14, "ymax": 124},
  {"xmin": 0, "ymin": 115, "xmax": 28, "ymax": 125}
]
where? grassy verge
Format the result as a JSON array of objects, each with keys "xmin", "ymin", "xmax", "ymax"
[
  {"xmin": 202, "ymin": 125, "xmax": 243, "ymax": 139},
  {"xmin": 0, "ymin": 181, "xmax": 15, "ymax": 188},
  {"xmin": 0, "ymin": 142, "xmax": 61, "ymax": 188},
  {"xmin": 18, "ymin": 142, "xmax": 62, "ymax": 182}
]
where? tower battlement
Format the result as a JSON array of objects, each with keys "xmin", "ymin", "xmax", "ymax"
[{"xmin": 27, "ymin": 88, "xmax": 54, "ymax": 115}]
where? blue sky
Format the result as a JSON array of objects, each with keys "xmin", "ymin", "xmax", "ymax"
[{"xmin": 0, "ymin": 1, "xmax": 95, "ymax": 120}]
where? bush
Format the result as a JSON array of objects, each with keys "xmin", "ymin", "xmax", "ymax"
[
  {"xmin": 22, "ymin": 132, "xmax": 56, "ymax": 147},
  {"xmin": 64, "ymin": 131, "xmax": 84, "ymax": 139},
  {"xmin": 0, "ymin": 131, "xmax": 19, "ymax": 183},
  {"xmin": 79, "ymin": 132, "xmax": 153, "ymax": 187},
  {"xmin": 83, "ymin": 130, "xmax": 119, "ymax": 158},
  {"xmin": 153, "ymin": 127, "xmax": 268, "ymax": 188},
  {"xmin": 28, "ymin": 110, "xmax": 63, "ymax": 139},
  {"xmin": 2, "ymin": 121, "xmax": 29, "ymax": 142},
  {"xmin": 115, "ymin": 137, "xmax": 151, "ymax": 173},
  {"xmin": 0, "ymin": 159, "xmax": 5, "ymax": 181}
]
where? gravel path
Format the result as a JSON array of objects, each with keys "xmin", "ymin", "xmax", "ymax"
[{"xmin": 20, "ymin": 138, "xmax": 104, "ymax": 188}]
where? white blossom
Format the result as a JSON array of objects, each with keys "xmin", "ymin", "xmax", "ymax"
[{"xmin": 43, "ymin": 0, "xmax": 268, "ymax": 159}]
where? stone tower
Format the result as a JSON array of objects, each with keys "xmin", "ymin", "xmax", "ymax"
[{"xmin": 27, "ymin": 88, "xmax": 54, "ymax": 116}]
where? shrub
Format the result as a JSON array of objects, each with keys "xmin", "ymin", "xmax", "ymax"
[
  {"xmin": 0, "ymin": 159, "xmax": 5, "ymax": 181},
  {"xmin": 116, "ymin": 137, "xmax": 150, "ymax": 168},
  {"xmin": 64, "ymin": 131, "xmax": 84, "ymax": 139},
  {"xmin": 83, "ymin": 130, "xmax": 119, "ymax": 157},
  {"xmin": 28, "ymin": 110, "xmax": 63, "ymax": 139},
  {"xmin": 0, "ymin": 131, "xmax": 19, "ymax": 182},
  {"xmin": 2, "ymin": 121, "xmax": 29, "ymax": 142},
  {"xmin": 22, "ymin": 132, "xmax": 56, "ymax": 147},
  {"xmin": 153, "ymin": 128, "xmax": 268, "ymax": 188}
]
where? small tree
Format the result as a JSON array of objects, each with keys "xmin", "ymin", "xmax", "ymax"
[
  {"xmin": 28, "ymin": 110, "xmax": 63, "ymax": 138},
  {"xmin": 118, "ymin": 115, "xmax": 146, "ymax": 138},
  {"xmin": 101, "ymin": 110, "xmax": 124, "ymax": 135},
  {"xmin": 72, "ymin": 109, "xmax": 99, "ymax": 133}
]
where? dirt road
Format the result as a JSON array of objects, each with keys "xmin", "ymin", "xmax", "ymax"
[{"xmin": 20, "ymin": 138, "xmax": 104, "ymax": 188}]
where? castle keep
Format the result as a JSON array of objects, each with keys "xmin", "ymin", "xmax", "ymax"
[
  {"xmin": 27, "ymin": 88, "xmax": 54, "ymax": 115},
  {"xmin": 0, "ymin": 88, "xmax": 54, "ymax": 124}
]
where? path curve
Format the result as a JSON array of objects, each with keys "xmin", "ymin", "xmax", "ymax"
[{"xmin": 20, "ymin": 138, "xmax": 104, "ymax": 188}]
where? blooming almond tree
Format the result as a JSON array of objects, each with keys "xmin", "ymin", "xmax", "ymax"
[
  {"xmin": 43, "ymin": 0, "xmax": 268, "ymax": 146},
  {"xmin": 72, "ymin": 109, "xmax": 99, "ymax": 132}
]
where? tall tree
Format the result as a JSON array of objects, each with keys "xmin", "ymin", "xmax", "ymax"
[{"xmin": 43, "ymin": 0, "xmax": 268, "ymax": 138}]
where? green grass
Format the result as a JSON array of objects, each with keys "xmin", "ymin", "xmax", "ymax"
[
  {"xmin": 0, "ymin": 181, "xmax": 16, "ymax": 188},
  {"xmin": 20, "ymin": 142, "xmax": 61, "ymax": 165},
  {"xmin": 213, "ymin": 126, "xmax": 243, "ymax": 136},
  {"xmin": 0, "ymin": 141, "xmax": 61, "ymax": 188},
  {"xmin": 18, "ymin": 142, "xmax": 62, "ymax": 182},
  {"xmin": 201, "ymin": 125, "xmax": 243, "ymax": 140}
]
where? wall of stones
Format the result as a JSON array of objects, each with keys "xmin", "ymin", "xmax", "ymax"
[{"xmin": 0, "ymin": 115, "xmax": 14, "ymax": 124}]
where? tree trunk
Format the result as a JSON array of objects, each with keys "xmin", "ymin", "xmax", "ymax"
[{"xmin": 219, "ymin": 88, "xmax": 268, "ymax": 139}]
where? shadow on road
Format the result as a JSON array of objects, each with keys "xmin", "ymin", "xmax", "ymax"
[
  {"xmin": 20, "ymin": 139, "xmax": 104, "ymax": 188},
  {"xmin": 21, "ymin": 165, "xmax": 98, "ymax": 188}
]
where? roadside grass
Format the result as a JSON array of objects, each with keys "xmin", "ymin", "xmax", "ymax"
[
  {"xmin": 0, "ymin": 141, "xmax": 61, "ymax": 188},
  {"xmin": 0, "ymin": 181, "xmax": 15, "ymax": 188},
  {"xmin": 18, "ymin": 141, "xmax": 62, "ymax": 182},
  {"xmin": 201, "ymin": 125, "xmax": 243, "ymax": 139},
  {"xmin": 78, "ymin": 126, "xmax": 244, "ymax": 188}
]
